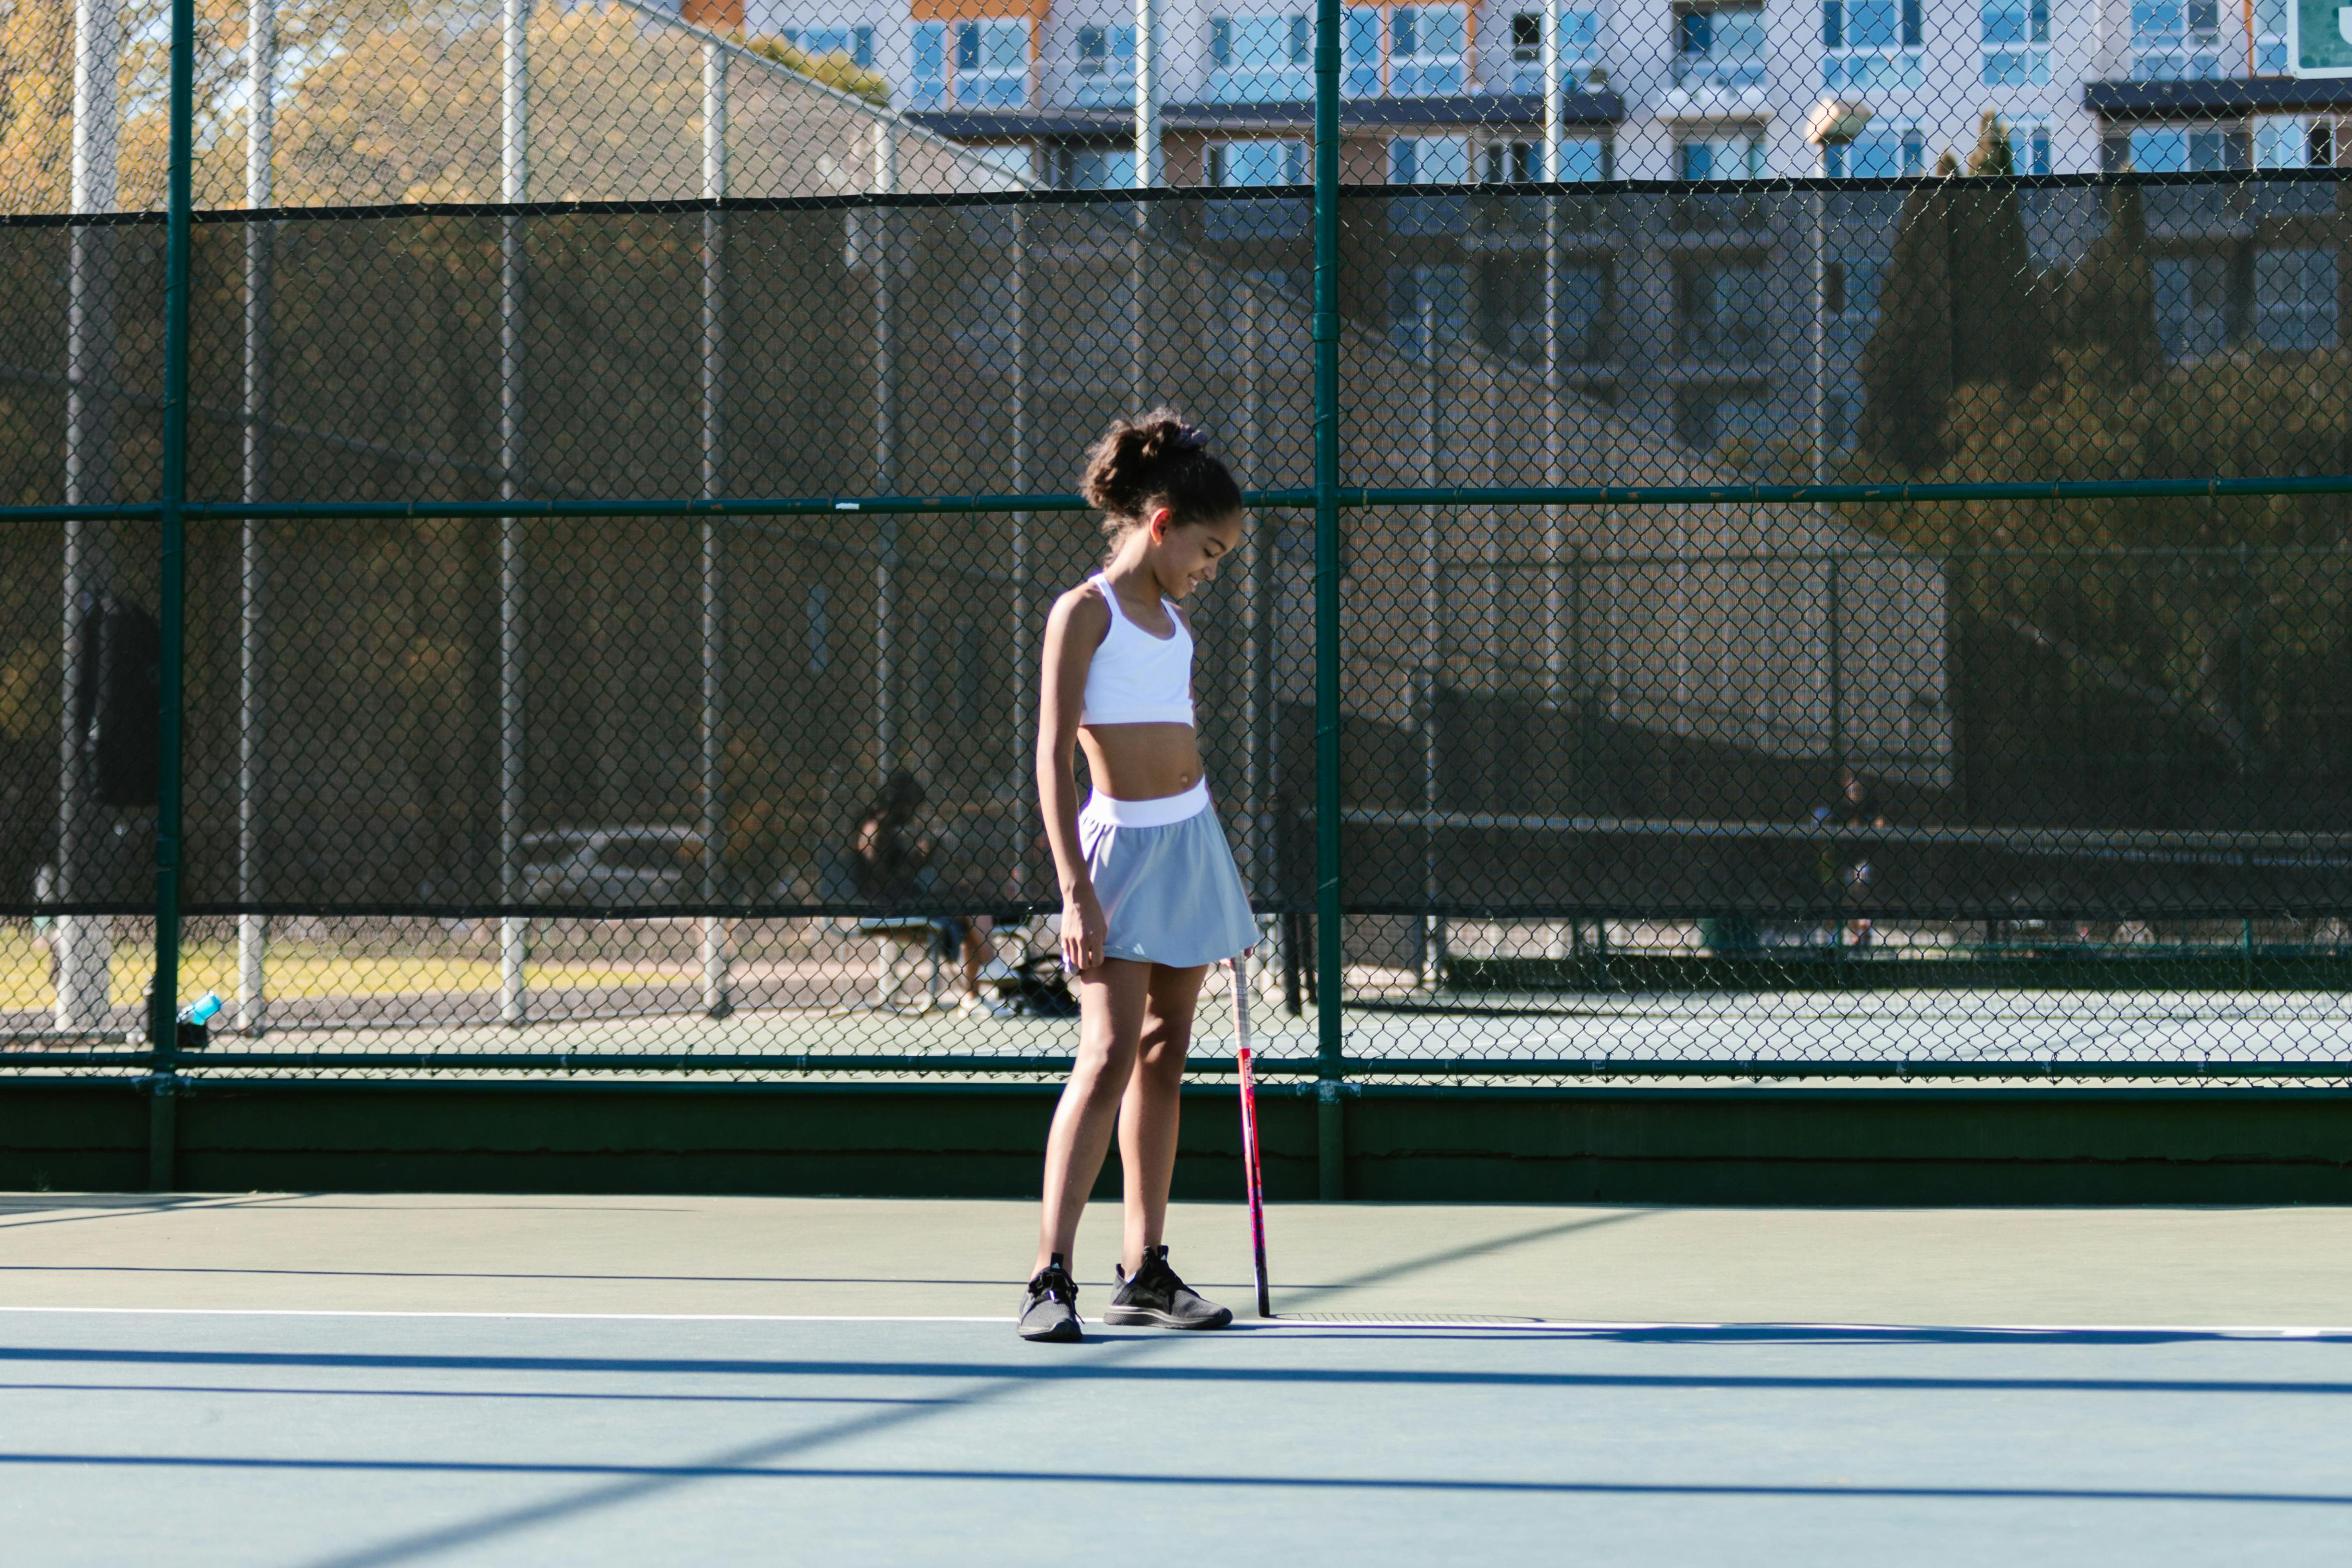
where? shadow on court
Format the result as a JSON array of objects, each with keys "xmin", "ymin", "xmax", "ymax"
[{"xmin": 5, "ymin": 1313, "xmax": 2350, "ymax": 1565}]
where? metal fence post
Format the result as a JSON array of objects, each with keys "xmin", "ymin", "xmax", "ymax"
[
  {"xmin": 1828, "ymin": 550, "xmax": 1845, "ymax": 787},
  {"xmin": 1128, "ymin": 0, "xmax": 1160, "ymax": 413},
  {"xmin": 1540, "ymin": 0, "xmax": 1566, "ymax": 714},
  {"xmin": 1011, "ymin": 207, "xmax": 1034, "ymax": 904},
  {"xmin": 58, "ymin": 0, "xmax": 126, "ymax": 1034},
  {"xmin": 148, "ymin": 0, "xmax": 195, "ymax": 1188},
  {"xmin": 1312, "ymin": 0, "xmax": 1346, "ymax": 1200},
  {"xmin": 1420, "ymin": 297, "xmax": 1442, "ymax": 993},
  {"xmin": 238, "ymin": 0, "xmax": 275, "ymax": 1037},
  {"xmin": 699, "ymin": 39, "xmax": 730, "ymax": 1018},
  {"xmin": 498, "ymin": 0, "xmax": 528, "ymax": 1027},
  {"xmin": 873, "ymin": 121, "xmax": 898, "ymax": 778}
]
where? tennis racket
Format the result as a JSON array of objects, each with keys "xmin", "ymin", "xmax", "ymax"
[{"xmin": 1228, "ymin": 953, "xmax": 1270, "ymax": 1318}]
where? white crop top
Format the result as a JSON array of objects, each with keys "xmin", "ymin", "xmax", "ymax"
[{"xmin": 1079, "ymin": 572, "xmax": 1196, "ymax": 728}]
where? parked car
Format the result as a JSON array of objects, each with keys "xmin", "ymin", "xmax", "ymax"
[{"xmin": 520, "ymin": 826, "xmax": 706, "ymax": 907}]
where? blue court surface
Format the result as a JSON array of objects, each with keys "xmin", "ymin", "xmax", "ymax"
[{"xmin": 5, "ymin": 1306, "xmax": 2350, "ymax": 1565}]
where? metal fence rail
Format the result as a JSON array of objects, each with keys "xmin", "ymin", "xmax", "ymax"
[{"xmin": 9, "ymin": 0, "xmax": 2352, "ymax": 1166}]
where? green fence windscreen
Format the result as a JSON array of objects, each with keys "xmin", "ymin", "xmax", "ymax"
[{"xmin": 8, "ymin": 0, "xmax": 2352, "ymax": 1085}]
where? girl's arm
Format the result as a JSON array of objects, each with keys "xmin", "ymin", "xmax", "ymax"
[{"xmin": 1037, "ymin": 589, "xmax": 1110, "ymax": 973}]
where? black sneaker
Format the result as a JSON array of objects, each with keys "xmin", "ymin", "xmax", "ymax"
[
  {"xmin": 1104, "ymin": 1245, "xmax": 1233, "ymax": 1330},
  {"xmin": 1018, "ymin": 1256, "xmax": 1084, "ymax": 1342}
]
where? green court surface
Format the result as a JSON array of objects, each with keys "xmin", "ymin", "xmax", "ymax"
[{"xmin": 3, "ymin": 1196, "xmax": 2349, "ymax": 1564}]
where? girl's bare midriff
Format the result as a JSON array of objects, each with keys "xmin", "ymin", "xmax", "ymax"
[{"xmin": 1078, "ymin": 721, "xmax": 1201, "ymax": 802}]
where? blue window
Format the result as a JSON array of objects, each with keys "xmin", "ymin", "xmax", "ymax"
[
  {"xmin": 1206, "ymin": 140, "xmax": 1308, "ymax": 237},
  {"xmin": 783, "ymin": 25, "xmax": 876, "ymax": 67},
  {"xmin": 1677, "ymin": 4, "xmax": 1767, "ymax": 89},
  {"xmin": 1343, "ymin": 7, "xmax": 1384, "ymax": 96},
  {"xmin": 1391, "ymin": 6, "xmax": 1467, "ymax": 96},
  {"xmin": 1509, "ymin": 9, "xmax": 1600, "ymax": 90},
  {"xmin": 1827, "ymin": 125, "xmax": 1925, "ymax": 176},
  {"xmin": 1392, "ymin": 134, "xmax": 1470, "ymax": 233},
  {"xmin": 913, "ymin": 22, "xmax": 947, "ymax": 108},
  {"xmin": 1822, "ymin": 0, "xmax": 1921, "ymax": 48},
  {"xmin": 2009, "ymin": 124, "xmax": 2052, "ymax": 174},
  {"xmin": 1057, "ymin": 148, "xmax": 1138, "ymax": 189},
  {"xmin": 2126, "ymin": 126, "xmax": 2239, "ymax": 172},
  {"xmin": 1208, "ymin": 14, "xmax": 1312, "ymax": 102},
  {"xmin": 1680, "ymin": 134, "xmax": 1765, "ymax": 180},
  {"xmin": 1208, "ymin": 140, "xmax": 1308, "ymax": 185},
  {"xmin": 1073, "ymin": 23, "xmax": 1136, "ymax": 106},
  {"xmin": 2130, "ymin": 0, "xmax": 2222, "ymax": 80},
  {"xmin": 954, "ymin": 20, "xmax": 1028, "ymax": 108},
  {"xmin": 1823, "ymin": 0, "xmax": 1923, "ymax": 90}
]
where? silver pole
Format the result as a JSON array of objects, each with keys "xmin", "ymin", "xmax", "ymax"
[
  {"xmin": 1129, "ymin": 0, "xmax": 1158, "ymax": 412},
  {"xmin": 58, "ymin": 0, "xmax": 125, "ymax": 1032},
  {"xmin": 699, "ymin": 40, "xmax": 730, "ymax": 1017},
  {"xmin": 1419, "ymin": 295, "xmax": 1443, "ymax": 992},
  {"xmin": 498, "ymin": 0, "xmax": 527, "ymax": 1026},
  {"xmin": 1811, "ymin": 187, "xmax": 1828, "ymax": 490},
  {"xmin": 874, "ymin": 121, "xmax": 897, "ymax": 777},
  {"xmin": 1540, "ymin": 0, "xmax": 1565, "ymax": 713},
  {"xmin": 1134, "ymin": 0, "xmax": 1162, "ymax": 187},
  {"xmin": 237, "ymin": 0, "xmax": 275, "ymax": 1036}
]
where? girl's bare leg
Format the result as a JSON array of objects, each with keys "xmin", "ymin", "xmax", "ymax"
[
  {"xmin": 961, "ymin": 915, "xmax": 994, "ymax": 1001},
  {"xmin": 1119, "ymin": 962, "xmax": 1208, "ymax": 1272},
  {"xmin": 1033, "ymin": 957, "xmax": 1152, "ymax": 1276}
]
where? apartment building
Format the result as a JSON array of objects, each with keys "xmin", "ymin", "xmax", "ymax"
[{"xmin": 681, "ymin": 0, "xmax": 2346, "ymax": 456}]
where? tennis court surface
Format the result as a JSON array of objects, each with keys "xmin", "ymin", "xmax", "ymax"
[{"xmin": 5, "ymin": 1195, "xmax": 2350, "ymax": 1565}]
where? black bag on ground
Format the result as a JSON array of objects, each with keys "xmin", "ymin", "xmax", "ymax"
[{"xmin": 995, "ymin": 952, "xmax": 1081, "ymax": 1018}]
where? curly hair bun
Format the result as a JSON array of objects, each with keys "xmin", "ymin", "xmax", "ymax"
[{"xmin": 1081, "ymin": 408, "xmax": 1210, "ymax": 517}]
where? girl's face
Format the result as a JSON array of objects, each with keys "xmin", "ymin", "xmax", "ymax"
[{"xmin": 1142, "ymin": 508, "xmax": 1246, "ymax": 600}]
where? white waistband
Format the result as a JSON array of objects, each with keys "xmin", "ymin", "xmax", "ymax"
[{"xmin": 1081, "ymin": 777, "xmax": 1210, "ymax": 828}]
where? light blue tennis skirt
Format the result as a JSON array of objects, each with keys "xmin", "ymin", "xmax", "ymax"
[{"xmin": 1079, "ymin": 779, "xmax": 1258, "ymax": 969}]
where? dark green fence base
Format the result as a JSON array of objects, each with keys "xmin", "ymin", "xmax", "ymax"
[{"xmin": 6, "ymin": 1079, "xmax": 2352, "ymax": 1205}]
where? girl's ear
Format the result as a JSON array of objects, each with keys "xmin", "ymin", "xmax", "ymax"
[{"xmin": 1148, "ymin": 505, "xmax": 1173, "ymax": 542}]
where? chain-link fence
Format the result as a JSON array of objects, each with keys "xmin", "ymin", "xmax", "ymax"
[{"xmin": 7, "ymin": 0, "xmax": 2352, "ymax": 1089}]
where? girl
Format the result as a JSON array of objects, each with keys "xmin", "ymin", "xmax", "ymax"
[{"xmin": 1018, "ymin": 411, "xmax": 1256, "ymax": 1343}]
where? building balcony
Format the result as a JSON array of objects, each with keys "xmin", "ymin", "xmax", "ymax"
[
  {"xmin": 2130, "ymin": 45, "xmax": 2224, "ymax": 81},
  {"xmin": 1207, "ymin": 67, "xmax": 1314, "ymax": 104},
  {"xmin": 1823, "ymin": 47, "xmax": 1922, "ymax": 92},
  {"xmin": 1981, "ymin": 46, "xmax": 2051, "ymax": 87},
  {"xmin": 907, "ymin": 89, "xmax": 1624, "ymax": 142},
  {"xmin": 1670, "ymin": 53, "xmax": 1768, "ymax": 92},
  {"xmin": 2083, "ymin": 76, "xmax": 2352, "ymax": 117},
  {"xmin": 1660, "ymin": 59, "xmax": 1774, "ymax": 122}
]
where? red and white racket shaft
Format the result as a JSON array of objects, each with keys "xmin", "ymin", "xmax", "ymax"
[{"xmin": 1231, "ymin": 957, "xmax": 1270, "ymax": 1318}]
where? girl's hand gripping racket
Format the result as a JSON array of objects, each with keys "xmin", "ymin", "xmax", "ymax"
[{"xmin": 1228, "ymin": 954, "xmax": 1270, "ymax": 1318}]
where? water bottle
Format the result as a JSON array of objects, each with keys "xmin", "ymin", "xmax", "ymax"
[{"xmin": 177, "ymin": 992, "xmax": 223, "ymax": 1026}]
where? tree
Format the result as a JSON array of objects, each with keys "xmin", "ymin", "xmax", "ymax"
[
  {"xmin": 1858, "ymin": 151, "xmax": 1961, "ymax": 472},
  {"xmin": 1951, "ymin": 110, "xmax": 2050, "ymax": 396},
  {"xmin": 2059, "ymin": 181, "xmax": 2164, "ymax": 385},
  {"xmin": 1861, "ymin": 118, "xmax": 2059, "ymax": 473},
  {"xmin": 739, "ymin": 36, "xmax": 890, "ymax": 108}
]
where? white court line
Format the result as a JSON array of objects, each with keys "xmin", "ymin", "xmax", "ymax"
[{"xmin": 0, "ymin": 1305, "xmax": 2346, "ymax": 1337}]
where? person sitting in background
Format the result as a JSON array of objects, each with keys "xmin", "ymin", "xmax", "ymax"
[
  {"xmin": 1813, "ymin": 768, "xmax": 1886, "ymax": 949},
  {"xmin": 849, "ymin": 770, "xmax": 996, "ymax": 1014}
]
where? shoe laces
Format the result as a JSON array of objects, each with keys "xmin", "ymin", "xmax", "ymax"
[
  {"xmin": 1131, "ymin": 1245, "xmax": 1182, "ymax": 1291},
  {"xmin": 1029, "ymin": 1262, "xmax": 1077, "ymax": 1305}
]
